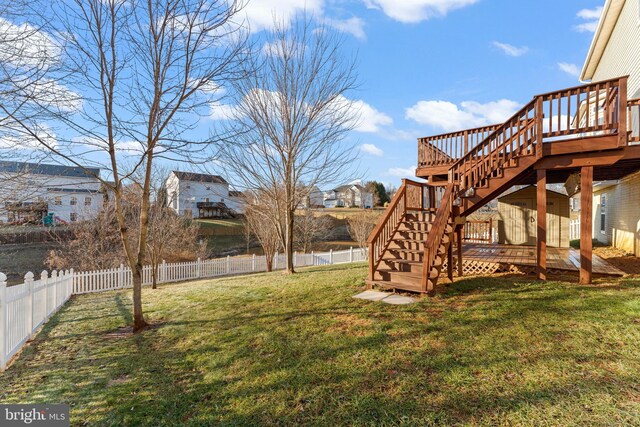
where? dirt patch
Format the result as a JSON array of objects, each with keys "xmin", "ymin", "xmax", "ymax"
[
  {"xmin": 327, "ymin": 314, "xmax": 372, "ymax": 336},
  {"xmin": 594, "ymin": 247, "xmax": 640, "ymax": 275},
  {"xmin": 103, "ymin": 323, "xmax": 162, "ymax": 338}
]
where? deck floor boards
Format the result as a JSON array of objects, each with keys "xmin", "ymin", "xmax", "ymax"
[{"xmin": 462, "ymin": 243, "xmax": 625, "ymax": 276}]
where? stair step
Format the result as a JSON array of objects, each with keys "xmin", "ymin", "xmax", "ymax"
[
  {"xmin": 366, "ymin": 279, "xmax": 425, "ymax": 293},
  {"xmin": 377, "ymin": 268, "xmax": 439, "ymax": 280}
]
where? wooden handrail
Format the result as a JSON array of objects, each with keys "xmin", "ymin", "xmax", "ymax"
[
  {"xmin": 418, "ymin": 124, "xmax": 500, "ymax": 167},
  {"xmin": 421, "ymin": 182, "xmax": 454, "ymax": 293}
]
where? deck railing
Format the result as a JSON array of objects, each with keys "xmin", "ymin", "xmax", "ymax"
[
  {"xmin": 463, "ymin": 219, "xmax": 493, "ymax": 243},
  {"xmin": 630, "ymin": 98, "xmax": 640, "ymax": 143},
  {"xmin": 418, "ymin": 124, "xmax": 499, "ymax": 169},
  {"xmin": 418, "ymin": 77, "xmax": 630, "ymax": 171}
]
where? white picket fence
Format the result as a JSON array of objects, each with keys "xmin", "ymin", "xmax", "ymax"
[
  {"xmin": 0, "ymin": 247, "xmax": 367, "ymax": 370},
  {"xmin": 0, "ymin": 270, "xmax": 73, "ymax": 371},
  {"xmin": 570, "ymin": 219, "xmax": 580, "ymax": 240}
]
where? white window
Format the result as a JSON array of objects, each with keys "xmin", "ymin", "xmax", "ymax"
[
  {"xmin": 600, "ymin": 195, "xmax": 606, "ymax": 233},
  {"xmin": 70, "ymin": 213, "xmax": 78, "ymax": 222},
  {"xmin": 54, "ymin": 196, "xmax": 62, "ymax": 206},
  {"xmin": 70, "ymin": 196, "xmax": 77, "ymax": 206},
  {"xmin": 85, "ymin": 197, "xmax": 92, "ymax": 206}
]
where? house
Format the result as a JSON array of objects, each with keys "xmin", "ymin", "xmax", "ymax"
[
  {"xmin": 0, "ymin": 161, "xmax": 104, "ymax": 224},
  {"xmin": 324, "ymin": 184, "xmax": 373, "ymax": 208},
  {"xmin": 366, "ymin": 0, "xmax": 640, "ymax": 293},
  {"xmin": 571, "ymin": 0, "xmax": 640, "ymax": 256},
  {"xmin": 297, "ymin": 185, "xmax": 325, "ymax": 209},
  {"xmin": 165, "ymin": 171, "xmax": 243, "ymax": 219}
]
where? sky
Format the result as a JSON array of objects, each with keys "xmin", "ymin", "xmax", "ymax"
[
  {"xmin": 230, "ymin": 0, "xmax": 602, "ymax": 189},
  {"xmin": 2, "ymin": 0, "xmax": 606, "ymax": 190}
]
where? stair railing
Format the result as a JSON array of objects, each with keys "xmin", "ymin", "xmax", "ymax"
[
  {"xmin": 421, "ymin": 182, "xmax": 454, "ymax": 293},
  {"xmin": 629, "ymin": 98, "xmax": 640, "ymax": 144},
  {"xmin": 367, "ymin": 179, "xmax": 429, "ymax": 281}
]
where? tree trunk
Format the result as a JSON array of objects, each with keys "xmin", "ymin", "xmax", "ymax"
[
  {"xmin": 152, "ymin": 262, "xmax": 157, "ymax": 289},
  {"xmin": 285, "ymin": 208, "xmax": 295, "ymax": 274},
  {"xmin": 266, "ymin": 256, "xmax": 273, "ymax": 272},
  {"xmin": 132, "ymin": 264, "xmax": 147, "ymax": 330}
]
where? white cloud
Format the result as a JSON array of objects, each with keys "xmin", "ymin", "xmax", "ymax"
[
  {"xmin": 363, "ymin": 0, "xmax": 478, "ymax": 23},
  {"xmin": 350, "ymin": 98, "xmax": 393, "ymax": 133},
  {"xmin": 0, "ymin": 123, "xmax": 57, "ymax": 150},
  {"xmin": 0, "ymin": 18, "xmax": 61, "ymax": 68},
  {"xmin": 574, "ymin": 6, "xmax": 602, "ymax": 33},
  {"xmin": 405, "ymin": 98, "xmax": 521, "ymax": 132},
  {"xmin": 323, "ymin": 16, "xmax": 366, "ymax": 40},
  {"xmin": 386, "ymin": 165, "xmax": 416, "ymax": 178},
  {"xmin": 558, "ymin": 62, "xmax": 580, "ymax": 77},
  {"xmin": 242, "ymin": 0, "xmax": 324, "ymax": 33},
  {"xmin": 577, "ymin": 6, "xmax": 603, "ymax": 20},
  {"xmin": 492, "ymin": 41, "xmax": 528, "ymax": 57},
  {"xmin": 209, "ymin": 102, "xmax": 238, "ymax": 121},
  {"xmin": 359, "ymin": 143, "xmax": 383, "ymax": 156}
]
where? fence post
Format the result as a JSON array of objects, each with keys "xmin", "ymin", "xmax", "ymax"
[
  {"xmin": 349, "ymin": 247, "xmax": 353, "ymax": 263},
  {"xmin": 69, "ymin": 269, "xmax": 74, "ymax": 300},
  {"xmin": 51, "ymin": 270, "xmax": 58, "ymax": 312},
  {"xmin": 0, "ymin": 272, "xmax": 6, "ymax": 371},
  {"xmin": 252, "ymin": 254, "xmax": 256, "ymax": 272},
  {"xmin": 311, "ymin": 251, "xmax": 315, "ymax": 266},
  {"xmin": 25, "ymin": 272, "xmax": 34, "ymax": 340},
  {"xmin": 329, "ymin": 249, "xmax": 333, "ymax": 264},
  {"xmin": 226, "ymin": 255, "xmax": 231, "ymax": 275},
  {"xmin": 274, "ymin": 252, "xmax": 278, "ymax": 269},
  {"xmin": 40, "ymin": 271, "xmax": 48, "ymax": 322},
  {"xmin": 293, "ymin": 251, "xmax": 297, "ymax": 268},
  {"xmin": 196, "ymin": 258, "xmax": 201, "ymax": 279}
]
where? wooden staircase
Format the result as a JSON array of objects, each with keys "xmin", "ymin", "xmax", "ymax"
[{"xmin": 368, "ymin": 76, "xmax": 639, "ymax": 294}]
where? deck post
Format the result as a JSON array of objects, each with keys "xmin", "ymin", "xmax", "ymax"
[
  {"xmin": 535, "ymin": 97, "xmax": 544, "ymax": 159},
  {"xmin": 447, "ymin": 236, "xmax": 454, "ymax": 283},
  {"xmin": 580, "ymin": 166, "xmax": 594, "ymax": 284},
  {"xmin": 619, "ymin": 76, "xmax": 628, "ymax": 147},
  {"xmin": 456, "ymin": 226, "xmax": 463, "ymax": 277},
  {"xmin": 536, "ymin": 169, "xmax": 547, "ymax": 280}
]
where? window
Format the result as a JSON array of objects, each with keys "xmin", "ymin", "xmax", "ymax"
[
  {"xmin": 206, "ymin": 186, "xmax": 211, "ymax": 190},
  {"xmin": 204, "ymin": 198, "xmax": 209, "ymax": 203},
  {"xmin": 600, "ymin": 194, "xmax": 606, "ymax": 233},
  {"xmin": 70, "ymin": 213, "xmax": 78, "ymax": 222},
  {"xmin": 70, "ymin": 196, "xmax": 77, "ymax": 206},
  {"xmin": 84, "ymin": 197, "xmax": 92, "ymax": 206},
  {"xmin": 54, "ymin": 196, "xmax": 62, "ymax": 206}
]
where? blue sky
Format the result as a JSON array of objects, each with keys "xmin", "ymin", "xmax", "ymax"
[{"xmin": 243, "ymin": 0, "xmax": 603, "ymax": 189}]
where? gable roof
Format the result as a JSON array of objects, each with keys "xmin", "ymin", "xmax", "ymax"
[
  {"xmin": 172, "ymin": 171, "xmax": 228, "ymax": 184},
  {"xmin": 581, "ymin": 0, "xmax": 626, "ymax": 81},
  {"xmin": 0, "ymin": 160, "xmax": 100, "ymax": 179}
]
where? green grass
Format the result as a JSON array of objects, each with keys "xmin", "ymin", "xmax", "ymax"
[
  {"xmin": 196, "ymin": 218, "xmax": 244, "ymax": 228},
  {"xmin": 2, "ymin": 265, "xmax": 640, "ymax": 426}
]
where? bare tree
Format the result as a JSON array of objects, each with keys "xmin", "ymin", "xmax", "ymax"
[
  {"xmin": 347, "ymin": 210, "xmax": 379, "ymax": 252},
  {"xmin": 3, "ymin": 0, "xmax": 247, "ymax": 330},
  {"xmin": 295, "ymin": 208, "xmax": 332, "ymax": 253},
  {"xmin": 244, "ymin": 198, "xmax": 281, "ymax": 272},
  {"xmin": 220, "ymin": 16, "xmax": 359, "ymax": 274}
]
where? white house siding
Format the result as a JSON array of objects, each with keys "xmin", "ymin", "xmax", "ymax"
[
  {"xmin": 166, "ymin": 172, "xmax": 242, "ymax": 218},
  {"xmin": 591, "ymin": 0, "xmax": 640, "ymax": 98},
  {"xmin": 0, "ymin": 173, "xmax": 102, "ymax": 224}
]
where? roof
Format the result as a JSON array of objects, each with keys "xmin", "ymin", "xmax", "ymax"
[
  {"xmin": 333, "ymin": 183, "xmax": 368, "ymax": 193},
  {"xmin": 0, "ymin": 161, "xmax": 100, "ymax": 179},
  {"xmin": 172, "ymin": 171, "xmax": 228, "ymax": 184},
  {"xmin": 581, "ymin": 0, "xmax": 626, "ymax": 81},
  {"xmin": 228, "ymin": 190, "xmax": 243, "ymax": 197}
]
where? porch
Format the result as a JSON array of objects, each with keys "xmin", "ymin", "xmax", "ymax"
[{"xmin": 457, "ymin": 243, "xmax": 625, "ymax": 277}]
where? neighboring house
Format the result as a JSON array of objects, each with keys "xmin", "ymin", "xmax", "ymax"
[
  {"xmin": 576, "ymin": 0, "xmax": 640, "ymax": 255},
  {"xmin": 165, "ymin": 171, "xmax": 243, "ymax": 219},
  {"xmin": 574, "ymin": 175, "xmax": 640, "ymax": 255},
  {"xmin": 324, "ymin": 184, "xmax": 373, "ymax": 208},
  {"xmin": 0, "ymin": 161, "xmax": 104, "ymax": 224}
]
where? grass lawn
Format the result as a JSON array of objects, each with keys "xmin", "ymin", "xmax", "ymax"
[
  {"xmin": 196, "ymin": 218, "xmax": 244, "ymax": 229},
  {"xmin": 2, "ymin": 265, "xmax": 640, "ymax": 426}
]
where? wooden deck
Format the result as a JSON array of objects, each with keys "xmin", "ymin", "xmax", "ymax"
[{"xmin": 462, "ymin": 243, "xmax": 625, "ymax": 276}]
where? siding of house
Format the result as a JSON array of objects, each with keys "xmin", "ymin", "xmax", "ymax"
[
  {"xmin": 594, "ymin": 171, "xmax": 640, "ymax": 255},
  {"xmin": 591, "ymin": 0, "xmax": 640, "ymax": 98}
]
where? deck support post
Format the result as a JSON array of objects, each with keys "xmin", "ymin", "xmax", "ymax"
[
  {"xmin": 580, "ymin": 166, "xmax": 594, "ymax": 284},
  {"xmin": 447, "ymin": 236, "xmax": 454, "ymax": 283},
  {"xmin": 536, "ymin": 169, "xmax": 547, "ymax": 280},
  {"xmin": 456, "ymin": 226, "xmax": 463, "ymax": 277}
]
